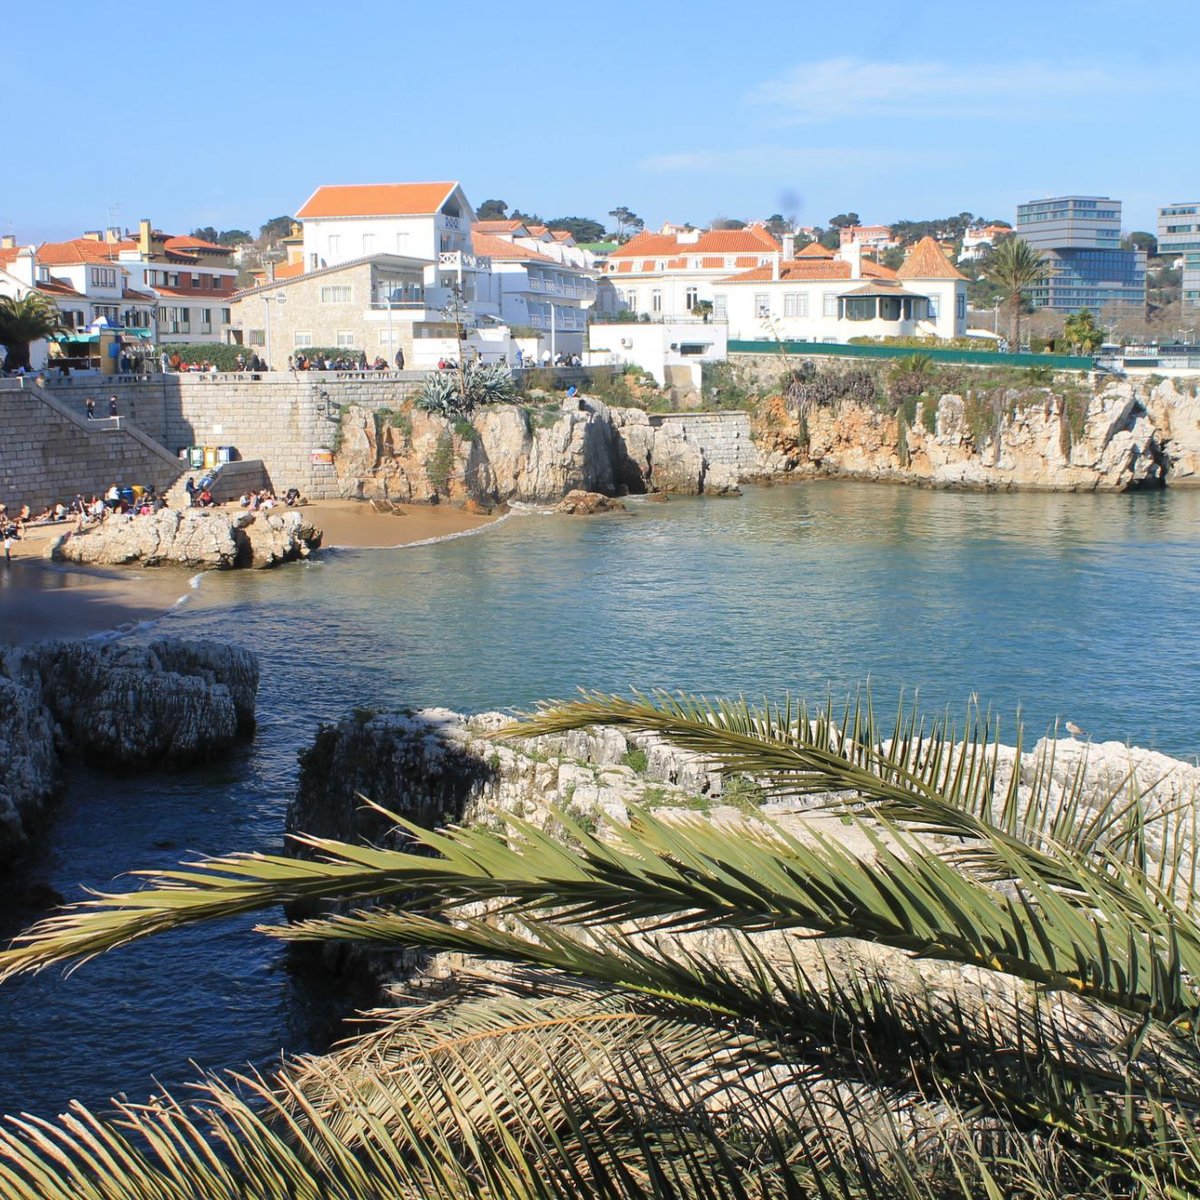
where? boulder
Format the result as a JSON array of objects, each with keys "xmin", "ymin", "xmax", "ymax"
[
  {"xmin": 0, "ymin": 649, "xmax": 60, "ymax": 863},
  {"xmin": 47, "ymin": 510, "xmax": 322, "ymax": 570},
  {"xmin": 554, "ymin": 490, "xmax": 628, "ymax": 515}
]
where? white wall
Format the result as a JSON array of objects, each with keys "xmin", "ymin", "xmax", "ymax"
[{"xmin": 588, "ymin": 322, "xmax": 727, "ymax": 387}]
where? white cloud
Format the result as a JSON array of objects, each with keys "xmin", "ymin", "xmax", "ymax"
[{"xmin": 745, "ymin": 57, "xmax": 1146, "ymax": 123}]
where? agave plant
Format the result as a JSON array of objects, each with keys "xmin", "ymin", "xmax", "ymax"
[
  {"xmin": 3, "ymin": 690, "xmax": 1200, "ymax": 1198},
  {"xmin": 414, "ymin": 362, "xmax": 519, "ymax": 420},
  {"xmin": 413, "ymin": 370, "xmax": 462, "ymax": 418}
]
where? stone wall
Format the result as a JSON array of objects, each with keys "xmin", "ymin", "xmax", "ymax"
[
  {"xmin": 0, "ymin": 380, "xmax": 185, "ymax": 511},
  {"xmin": 38, "ymin": 372, "xmax": 426, "ymax": 501},
  {"xmin": 650, "ymin": 411, "xmax": 760, "ymax": 474}
]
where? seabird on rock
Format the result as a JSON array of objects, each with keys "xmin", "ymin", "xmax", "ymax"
[{"xmin": 1065, "ymin": 721, "xmax": 1087, "ymax": 739}]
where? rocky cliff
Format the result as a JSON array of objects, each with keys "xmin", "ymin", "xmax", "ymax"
[
  {"xmin": 331, "ymin": 400, "xmax": 740, "ymax": 505},
  {"xmin": 0, "ymin": 638, "xmax": 259, "ymax": 864},
  {"xmin": 48, "ymin": 509, "xmax": 323, "ymax": 570}
]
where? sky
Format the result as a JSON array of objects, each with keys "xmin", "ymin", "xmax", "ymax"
[{"xmin": 5, "ymin": 0, "xmax": 1195, "ymax": 245}]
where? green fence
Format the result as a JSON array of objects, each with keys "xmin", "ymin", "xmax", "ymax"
[{"xmin": 728, "ymin": 340, "xmax": 1094, "ymax": 371}]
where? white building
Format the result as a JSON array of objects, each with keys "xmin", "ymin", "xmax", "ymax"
[
  {"xmin": 959, "ymin": 224, "xmax": 1012, "ymax": 262},
  {"xmin": 588, "ymin": 320, "xmax": 727, "ymax": 389},
  {"xmin": 715, "ymin": 238, "xmax": 968, "ymax": 343},
  {"xmin": 605, "ymin": 224, "xmax": 781, "ymax": 319}
]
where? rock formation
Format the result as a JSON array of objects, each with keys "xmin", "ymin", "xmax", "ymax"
[
  {"xmin": 332, "ymin": 400, "xmax": 742, "ymax": 505},
  {"xmin": 0, "ymin": 638, "xmax": 259, "ymax": 864},
  {"xmin": 553, "ymin": 490, "xmax": 628, "ymax": 515},
  {"xmin": 47, "ymin": 510, "xmax": 322, "ymax": 570}
]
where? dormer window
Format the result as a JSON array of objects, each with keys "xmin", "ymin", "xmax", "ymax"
[{"xmin": 36, "ymin": 266, "xmax": 50, "ymax": 283}]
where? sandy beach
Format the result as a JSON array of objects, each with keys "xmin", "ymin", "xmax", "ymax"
[{"xmin": 0, "ymin": 500, "xmax": 497, "ymax": 645}]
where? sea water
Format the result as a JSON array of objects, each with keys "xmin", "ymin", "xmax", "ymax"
[{"xmin": 3, "ymin": 480, "xmax": 1199, "ymax": 1117}]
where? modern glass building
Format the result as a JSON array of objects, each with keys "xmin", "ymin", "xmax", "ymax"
[
  {"xmin": 1158, "ymin": 203, "xmax": 1200, "ymax": 308},
  {"xmin": 1015, "ymin": 196, "xmax": 1146, "ymax": 311}
]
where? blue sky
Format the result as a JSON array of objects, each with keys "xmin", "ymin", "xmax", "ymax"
[{"xmin": 6, "ymin": 0, "xmax": 1195, "ymax": 243}]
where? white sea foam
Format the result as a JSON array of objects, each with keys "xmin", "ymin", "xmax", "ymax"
[{"xmin": 392, "ymin": 509, "xmax": 522, "ymax": 549}]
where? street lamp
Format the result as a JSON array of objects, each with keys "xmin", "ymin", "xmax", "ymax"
[{"xmin": 262, "ymin": 292, "xmax": 287, "ymax": 369}]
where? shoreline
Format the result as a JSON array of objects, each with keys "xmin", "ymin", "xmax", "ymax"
[{"xmin": 0, "ymin": 500, "xmax": 499, "ymax": 646}]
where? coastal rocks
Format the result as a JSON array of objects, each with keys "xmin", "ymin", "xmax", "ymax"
[
  {"xmin": 0, "ymin": 638, "xmax": 259, "ymax": 864},
  {"xmin": 765, "ymin": 385, "xmax": 1167, "ymax": 492},
  {"xmin": 46, "ymin": 510, "xmax": 322, "ymax": 570},
  {"xmin": 1143, "ymin": 378, "xmax": 1200, "ymax": 485},
  {"xmin": 554, "ymin": 490, "xmax": 627, "ymax": 515},
  {"xmin": 608, "ymin": 406, "xmax": 743, "ymax": 495}
]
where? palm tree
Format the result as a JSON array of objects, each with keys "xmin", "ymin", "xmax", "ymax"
[
  {"xmin": 3, "ymin": 690, "xmax": 1200, "ymax": 1196},
  {"xmin": 0, "ymin": 291, "xmax": 65, "ymax": 371},
  {"xmin": 1063, "ymin": 307, "xmax": 1105, "ymax": 356},
  {"xmin": 983, "ymin": 237, "xmax": 1049, "ymax": 351}
]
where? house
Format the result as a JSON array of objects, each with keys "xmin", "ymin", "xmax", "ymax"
[
  {"xmin": 714, "ymin": 237, "xmax": 968, "ymax": 342},
  {"xmin": 470, "ymin": 226, "xmax": 598, "ymax": 356},
  {"xmin": 605, "ymin": 224, "xmax": 781, "ymax": 319},
  {"xmin": 959, "ymin": 224, "xmax": 1012, "ymax": 262},
  {"xmin": 838, "ymin": 224, "xmax": 897, "ymax": 253}
]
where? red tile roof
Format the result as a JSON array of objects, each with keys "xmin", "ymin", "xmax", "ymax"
[
  {"xmin": 701, "ymin": 256, "xmax": 724, "ymax": 268},
  {"xmin": 550, "ymin": 230, "xmax": 574, "ymax": 242},
  {"xmin": 272, "ymin": 260, "xmax": 306, "ymax": 279},
  {"xmin": 36, "ymin": 279, "xmax": 82, "ymax": 297},
  {"xmin": 667, "ymin": 257, "xmax": 686, "ymax": 269},
  {"xmin": 154, "ymin": 285, "xmax": 235, "ymax": 298},
  {"xmin": 163, "ymin": 235, "xmax": 232, "ymax": 255},
  {"xmin": 122, "ymin": 288, "xmax": 156, "ymax": 302},
  {"xmin": 471, "ymin": 231, "xmax": 560, "ymax": 263},
  {"xmin": 722, "ymin": 259, "xmax": 899, "ymax": 284},
  {"xmin": 897, "ymin": 236, "xmax": 967, "ymax": 281},
  {"xmin": 608, "ymin": 224, "xmax": 780, "ymax": 261},
  {"xmin": 0, "ymin": 246, "xmax": 19, "ymax": 268},
  {"xmin": 797, "ymin": 241, "xmax": 836, "ymax": 258},
  {"xmin": 473, "ymin": 219, "xmax": 526, "ymax": 234},
  {"xmin": 37, "ymin": 238, "xmax": 136, "ymax": 265},
  {"xmin": 295, "ymin": 182, "xmax": 457, "ymax": 219},
  {"xmin": 615, "ymin": 261, "xmax": 633, "ymax": 273}
]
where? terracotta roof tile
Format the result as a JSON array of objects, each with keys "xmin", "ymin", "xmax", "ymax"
[
  {"xmin": 0, "ymin": 247, "xmax": 19, "ymax": 268},
  {"xmin": 701, "ymin": 256, "xmax": 724, "ymax": 268},
  {"xmin": 37, "ymin": 238, "xmax": 136, "ymax": 265},
  {"xmin": 608, "ymin": 225, "xmax": 780, "ymax": 261},
  {"xmin": 896, "ymin": 235, "xmax": 966, "ymax": 281},
  {"xmin": 551, "ymin": 230, "xmax": 574, "ymax": 242},
  {"xmin": 667, "ymin": 257, "xmax": 686, "ymax": 269},
  {"xmin": 164, "ymin": 235, "xmax": 230, "ymax": 254},
  {"xmin": 296, "ymin": 182, "xmax": 457, "ymax": 219},
  {"xmin": 122, "ymin": 287, "xmax": 156, "ymax": 301},
  {"xmin": 733, "ymin": 255, "xmax": 759, "ymax": 267},
  {"xmin": 722, "ymin": 258, "xmax": 900, "ymax": 284},
  {"xmin": 797, "ymin": 242, "xmax": 835, "ymax": 258},
  {"xmin": 36, "ymin": 279, "xmax": 83, "ymax": 297},
  {"xmin": 640, "ymin": 262, "xmax": 657, "ymax": 273},
  {"xmin": 615, "ymin": 261, "xmax": 633, "ymax": 273},
  {"xmin": 473, "ymin": 219, "xmax": 525, "ymax": 233},
  {"xmin": 471, "ymin": 231, "xmax": 560, "ymax": 264},
  {"xmin": 273, "ymin": 260, "xmax": 306, "ymax": 279}
]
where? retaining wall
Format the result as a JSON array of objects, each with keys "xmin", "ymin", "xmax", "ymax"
[
  {"xmin": 0, "ymin": 380, "xmax": 185, "ymax": 511},
  {"xmin": 650, "ymin": 411, "xmax": 760, "ymax": 475}
]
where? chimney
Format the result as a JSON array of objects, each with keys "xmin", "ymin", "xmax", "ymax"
[
  {"xmin": 782, "ymin": 233, "xmax": 795, "ymax": 260},
  {"xmin": 13, "ymin": 247, "xmax": 36, "ymax": 287},
  {"xmin": 83, "ymin": 230, "xmax": 102, "ymax": 242},
  {"xmin": 105, "ymin": 226, "xmax": 122, "ymax": 244},
  {"xmin": 842, "ymin": 241, "xmax": 863, "ymax": 280},
  {"xmin": 139, "ymin": 218, "xmax": 153, "ymax": 257},
  {"xmin": 772, "ymin": 252, "xmax": 780, "ymax": 281},
  {"xmin": 0, "ymin": 234, "xmax": 14, "ymax": 250}
]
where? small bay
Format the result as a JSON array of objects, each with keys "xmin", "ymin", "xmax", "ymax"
[{"xmin": 2, "ymin": 480, "xmax": 1199, "ymax": 1117}]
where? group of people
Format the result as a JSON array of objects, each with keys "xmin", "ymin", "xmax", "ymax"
[
  {"xmin": 0, "ymin": 483, "xmax": 170, "ymax": 560},
  {"xmin": 513, "ymin": 348, "xmax": 583, "ymax": 368},
  {"xmin": 184, "ymin": 478, "xmax": 302, "ymax": 510},
  {"xmin": 84, "ymin": 395, "xmax": 121, "ymax": 419}
]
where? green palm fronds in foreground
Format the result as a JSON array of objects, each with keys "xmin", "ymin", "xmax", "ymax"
[{"xmin": 3, "ymin": 690, "xmax": 1200, "ymax": 1197}]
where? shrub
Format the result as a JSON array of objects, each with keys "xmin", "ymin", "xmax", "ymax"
[
  {"xmin": 427, "ymin": 431, "xmax": 455, "ymax": 493},
  {"xmin": 415, "ymin": 362, "xmax": 519, "ymax": 419}
]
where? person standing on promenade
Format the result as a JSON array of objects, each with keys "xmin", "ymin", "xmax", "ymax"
[
  {"xmin": 85, "ymin": 397, "xmax": 95, "ymax": 420},
  {"xmin": 394, "ymin": 348, "xmax": 405, "ymax": 370},
  {"xmin": 108, "ymin": 395, "xmax": 118, "ymax": 418}
]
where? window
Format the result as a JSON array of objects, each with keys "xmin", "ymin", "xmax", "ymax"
[
  {"xmin": 754, "ymin": 293, "xmax": 770, "ymax": 318},
  {"xmin": 844, "ymin": 298, "xmax": 875, "ymax": 321},
  {"xmin": 201, "ymin": 308, "xmax": 212, "ymax": 323},
  {"xmin": 89, "ymin": 267, "xmax": 117, "ymax": 288},
  {"xmin": 310, "ymin": 253, "xmax": 319, "ymax": 270},
  {"xmin": 328, "ymin": 234, "xmax": 341, "ymax": 258},
  {"xmin": 212, "ymin": 275, "xmax": 222, "ymax": 288},
  {"xmin": 294, "ymin": 332, "xmax": 312, "ymax": 347},
  {"xmin": 335, "ymin": 331, "xmax": 355, "ymax": 347},
  {"xmin": 822, "ymin": 292, "xmax": 837, "ymax": 317},
  {"xmin": 320, "ymin": 285, "xmax": 352, "ymax": 303},
  {"xmin": 713, "ymin": 294, "xmax": 727, "ymax": 319},
  {"xmin": 783, "ymin": 292, "xmax": 808, "ymax": 318},
  {"xmin": 685, "ymin": 286, "xmax": 699, "ymax": 310},
  {"xmin": 625, "ymin": 290, "xmax": 637, "ymax": 310},
  {"xmin": 191, "ymin": 275, "xmax": 201, "ymax": 288},
  {"xmin": 651, "ymin": 289, "xmax": 662, "ymax": 312},
  {"xmin": 248, "ymin": 329, "xmax": 265, "ymax": 346},
  {"xmin": 956, "ymin": 293, "xmax": 966, "ymax": 319},
  {"xmin": 927, "ymin": 295, "xmax": 940, "ymax": 318},
  {"xmin": 221, "ymin": 308, "xmax": 231, "ymax": 323},
  {"xmin": 362, "ymin": 233, "xmax": 375, "ymax": 256}
]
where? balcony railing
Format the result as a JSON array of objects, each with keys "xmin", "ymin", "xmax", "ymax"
[{"xmin": 438, "ymin": 251, "xmax": 490, "ymax": 271}]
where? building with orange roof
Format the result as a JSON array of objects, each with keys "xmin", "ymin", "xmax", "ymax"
[
  {"xmin": 713, "ymin": 235, "xmax": 967, "ymax": 342},
  {"xmin": 604, "ymin": 223, "xmax": 782, "ymax": 320},
  {"xmin": 959, "ymin": 223, "xmax": 1013, "ymax": 262},
  {"xmin": 837, "ymin": 224, "xmax": 898, "ymax": 252}
]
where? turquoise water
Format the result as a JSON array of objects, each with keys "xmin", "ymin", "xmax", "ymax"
[{"xmin": 2, "ymin": 480, "xmax": 1199, "ymax": 1117}]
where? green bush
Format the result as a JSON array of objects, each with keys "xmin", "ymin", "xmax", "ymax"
[{"xmin": 427, "ymin": 431, "xmax": 455, "ymax": 493}]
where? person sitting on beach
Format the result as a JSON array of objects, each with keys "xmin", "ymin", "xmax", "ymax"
[
  {"xmin": 53, "ymin": 502, "xmax": 67, "ymax": 522},
  {"xmin": 238, "ymin": 492, "xmax": 252, "ymax": 508},
  {"xmin": 3, "ymin": 521, "xmax": 18, "ymax": 562},
  {"xmin": 197, "ymin": 488, "xmax": 214, "ymax": 508},
  {"xmin": 284, "ymin": 487, "xmax": 301, "ymax": 507}
]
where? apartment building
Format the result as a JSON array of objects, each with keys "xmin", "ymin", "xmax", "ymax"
[
  {"xmin": 1016, "ymin": 196, "xmax": 1146, "ymax": 310},
  {"xmin": 1158, "ymin": 202, "xmax": 1200, "ymax": 308}
]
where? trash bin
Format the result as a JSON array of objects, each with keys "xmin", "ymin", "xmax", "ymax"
[
  {"xmin": 188, "ymin": 446, "xmax": 205, "ymax": 469},
  {"xmin": 203, "ymin": 447, "xmax": 217, "ymax": 468},
  {"xmin": 216, "ymin": 446, "xmax": 234, "ymax": 464},
  {"xmin": 118, "ymin": 487, "xmax": 134, "ymax": 506}
]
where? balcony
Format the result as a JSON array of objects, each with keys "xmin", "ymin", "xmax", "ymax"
[{"xmin": 438, "ymin": 251, "xmax": 490, "ymax": 272}]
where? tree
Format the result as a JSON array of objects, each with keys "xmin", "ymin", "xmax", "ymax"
[
  {"xmin": 190, "ymin": 225, "xmax": 220, "ymax": 244},
  {"xmin": 1124, "ymin": 231, "xmax": 1158, "ymax": 257},
  {"xmin": 510, "ymin": 208, "xmax": 543, "ymax": 225},
  {"xmin": 763, "ymin": 213, "xmax": 792, "ymax": 237},
  {"xmin": 608, "ymin": 206, "xmax": 643, "ymax": 241},
  {"xmin": 710, "ymin": 216, "xmax": 747, "ymax": 230},
  {"xmin": 0, "ymin": 292, "xmax": 65, "ymax": 371},
  {"xmin": 827, "ymin": 211, "xmax": 861, "ymax": 229},
  {"xmin": 1062, "ymin": 307, "xmax": 1105, "ymax": 355},
  {"xmin": 259, "ymin": 215, "xmax": 294, "ymax": 244},
  {"xmin": 476, "ymin": 199, "xmax": 509, "ymax": 221},
  {"xmin": 545, "ymin": 217, "xmax": 607, "ymax": 244},
  {"xmin": 217, "ymin": 229, "xmax": 252, "ymax": 246},
  {"xmin": 983, "ymin": 236, "xmax": 1050, "ymax": 349},
  {"xmin": 6, "ymin": 689, "xmax": 1200, "ymax": 1196}
]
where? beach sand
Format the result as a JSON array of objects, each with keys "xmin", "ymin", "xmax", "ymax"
[{"xmin": 0, "ymin": 501, "xmax": 497, "ymax": 645}]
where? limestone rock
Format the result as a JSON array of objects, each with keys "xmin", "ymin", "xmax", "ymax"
[
  {"xmin": 0, "ymin": 649, "xmax": 60, "ymax": 863},
  {"xmin": 35, "ymin": 638, "xmax": 259, "ymax": 766},
  {"xmin": 554, "ymin": 490, "xmax": 627, "ymax": 515},
  {"xmin": 47, "ymin": 509, "xmax": 321, "ymax": 570}
]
